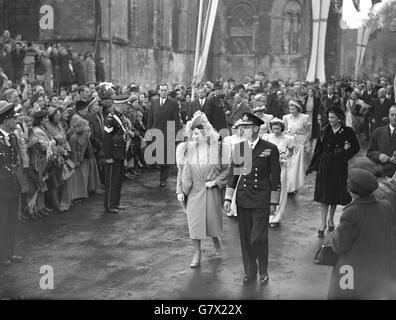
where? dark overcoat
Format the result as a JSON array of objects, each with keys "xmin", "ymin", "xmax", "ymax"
[
  {"xmin": 308, "ymin": 124, "xmax": 360, "ymax": 205},
  {"xmin": 328, "ymin": 196, "xmax": 394, "ymax": 299},
  {"xmin": 146, "ymin": 97, "xmax": 182, "ymax": 165}
]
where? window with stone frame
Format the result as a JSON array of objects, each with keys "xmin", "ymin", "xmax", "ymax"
[
  {"xmin": 227, "ymin": 2, "xmax": 256, "ymax": 54},
  {"xmin": 282, "ymin": 0, "xmax": 302, "ymax": 55}
]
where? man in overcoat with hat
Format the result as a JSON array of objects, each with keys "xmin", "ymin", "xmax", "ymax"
[
  {"xmin": 224, "ymin": 112, "xmax": 281, "ymax": 285},
  {"xmin": 0, "ymin": 101, "xmax": 22, "ymax": 267}
]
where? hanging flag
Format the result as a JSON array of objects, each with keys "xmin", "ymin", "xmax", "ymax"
[
  {"xmin": 306, "ymin": 0, "xmax": 331, "ymax": 83},
  {"xmin": 192, "ymin": 0, "xmax": 219, "ymax": 86}
]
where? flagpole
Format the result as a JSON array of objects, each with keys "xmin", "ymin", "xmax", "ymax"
[{"xmin": 192, "ymin": 0, "xmax": 204, "ymax": 102}]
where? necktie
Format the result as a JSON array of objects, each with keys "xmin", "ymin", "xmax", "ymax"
[
  {"xmin": 160, "ymin": 99, "xmax": 164, "ymax": 107},
  {"xmin": 200, "ymin": 100, "xmax": 203, "ymax": 108}
]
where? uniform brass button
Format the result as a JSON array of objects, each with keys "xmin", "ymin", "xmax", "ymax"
[
  {"xmin": 255, "ymin": 180, "xmax": 258, "ymax": 182},
  {"xmin": 255, "ymin": 168, "xmax": 258, "ymax": 171},
  {"xmin": 255, "ymin": 185, "xmax": 257, "ymax": 188},
  {"xmin": 243, "ymin": 184, "xmax": 247, "ymax": 187}
]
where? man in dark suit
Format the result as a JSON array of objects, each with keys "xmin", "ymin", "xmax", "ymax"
[
  {"xmin": 191, "ymin": 87, "xmax": 210, "ymax": 115},
  {"xmin": 361, "ymin": 81, "xmax": 377, "ymax": 139},
  {"xmin": 102, "ymin": 95, "xmax": 130, "ymax": 214},
  {"xmin": 320, "ymin": 85, "xmax": 341, "ymax": 125},
  {"xmin": 224, "ymin": 113, "xmax": 281, "ymax": 285},
  {"xmin": 368, "ymin": 105, "xmax": 396, "ymax": 178},
  {"xmin": 0, "ymin": 101, "xmax": 22, "ymax": 267},
  {"xmin": 146, "ymin": 83, "xmax": 182, "ymax": 187},
  {"xmin": 266, "ymin": 81, "xmax": 283, "ymax": 118},
  {"xmin": 205, "ymin": 81, "xmax": 228, "ymax": 133},
  {"xmin": 370, "ymin": 88, "xmax": 393, "ymax": 133},
  {"xmin": 227, "ymin": 93, "xmax": 253, "ymax": 130}
]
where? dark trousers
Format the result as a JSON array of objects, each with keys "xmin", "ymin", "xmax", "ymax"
[
  {"xmin": 160, "ymin": 165, "xmax": 170, "ymax": 183},
  {"xmin": 363, "ymin": 113, "xmax": 370, "ymax": 138},
  {"xmin": 104, "ymin": 160, "xmax": 124, "ymax": 210},
  {"xmin": 0, "ymin": 197, "xmax": 20, "ymax": 261},
  {"xmin": 237, "ymin": 207, "xmax": 270, "ymax": 277}
]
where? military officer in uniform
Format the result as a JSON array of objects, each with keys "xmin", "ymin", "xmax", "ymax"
[
  {"xmin": 224, "ymin": 113, "xmax": 281, "ymax": 285},
  {"xmin": 102, "ymin": 95, "xmax": 130, "ymax": 214},
  {"xmin": 0, "ymin": 101, "xmax": 22, "ymax": 267},
  {"xmin": 205, "ymin": 81, "xmax": 228, "ymax": 134}
]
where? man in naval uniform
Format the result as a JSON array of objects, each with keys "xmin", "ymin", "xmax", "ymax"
[
  {"xmin": 0, "ymin": 101, "xmax": 22, "ymax": 267},
  {"xmin": 224, "ymin": 113, "xmax": 281, "ymax": 285},
  {"xmin": 102, "ymin": 95, "xmax": 130, "ymax": 214}
]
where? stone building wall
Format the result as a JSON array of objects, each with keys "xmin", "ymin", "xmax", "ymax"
[{"xmin": 1, "ymin": 0, "xmax": 343, "ymax": 86}]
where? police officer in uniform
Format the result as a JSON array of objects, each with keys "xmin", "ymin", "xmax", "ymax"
[
  {"xmin": 205, "ymin": 81, "xmax": 228, "ymax": 133},
  {"xmin": 0, "ymin": 101, "xmax": 22, "ymax": 267},
  {"xmin": 102, "ymin": 95, "xmax": 130, "ymax": 214},
  {"xmin": 224, "ymin": 113, "xmax": 281, "ymax": 285}
]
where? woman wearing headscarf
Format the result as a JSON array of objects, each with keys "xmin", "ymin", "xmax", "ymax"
[
  {"xmin": 283, "ymin": 100, "xmax": 311, "ymax": 195},
  {"xmin": 307, "ymin": 107, "xmax": 360, "ymax": 237},
  {"xmin": 328, "ymin": 168, "xmax": 394, "ymax": 299},
  {"xmin": 176, "ymin": 111, "xmax": 231, "ymax": 268},
  {"xmin": 263, "ymin": 118, "xmax": 293, "ymax": 229}
]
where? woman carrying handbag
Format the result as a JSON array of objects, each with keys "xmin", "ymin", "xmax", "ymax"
[{"xmin": 176, "ymin": 112, "xmax": 231, "ymax": 268}]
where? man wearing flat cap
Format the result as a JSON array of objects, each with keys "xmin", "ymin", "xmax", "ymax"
[
  {"xmin": 224, "ymin": 112, "xmax": 281, "ymax": 285},
  {"xmin": 102, "ymin": 94, "xmax": 130, "ymax": 214},
  {"xmin": 0, "ymin": 101, "xmax": 23, "ymax": 267},
  {"xmin": 204, "ymin": 81, "xmax": 228, "ymax": 133}
]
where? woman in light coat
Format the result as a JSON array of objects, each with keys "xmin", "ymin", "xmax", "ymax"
[{"xmin": 176, "ymin": 112, "xmax": 231, "ymax": 268}]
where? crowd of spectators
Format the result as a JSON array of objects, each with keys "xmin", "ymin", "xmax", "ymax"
[{"xmin": 1, "ymin": 28, "xmax": 396, "ymax": 224}]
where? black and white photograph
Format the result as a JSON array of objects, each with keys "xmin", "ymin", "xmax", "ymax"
[{"xmin": 1, "ymin": 0, "xmax": 396, "ymax": 305}]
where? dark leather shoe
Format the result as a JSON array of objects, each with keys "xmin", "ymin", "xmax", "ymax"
[
  {"xmin": 318, "ymin": 229, "xmax": 325, "ymax": 238},
  {"xmin": 8, "ymin": 256, "xmax": 22, "ymax": 263},
  {"xmin": 106, "ymin": 208, "xmax": 119, "ymax": 214},
  {"xmin": 116, "ymin": 206, "xmax": 127, "ymax": 211},
  {"xmin": 0, "ymin": 259, "xmax": 11, "ymax": 267},
  {"xmin": 160, "ymin": 182, "xmax": 167, "ymax": 188},
  {"xmin": 259, "ymin": 274, "xmax": 269, "ymax": 285},
  {"xmin": 328, "ymin": 225, "xmax": 335, "ymax": 232},
  {"xmin": 243, "ymin": 276, "xmax": 256, "ymax": 285}
]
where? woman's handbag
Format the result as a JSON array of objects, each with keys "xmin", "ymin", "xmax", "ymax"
[
  {"xmin": 313, "ymin": 239, "xmax": 339, "ymax": 266},
  {"xmin": 180, "ymin": 147, "xmax": 193, "ymax": 196},
  {"xmin": 61, "ymin": 159, "xmax": 75, "ymax": 181}
]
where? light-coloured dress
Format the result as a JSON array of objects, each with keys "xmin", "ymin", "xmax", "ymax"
[
  {"xmin": 264, "ymin": 133, "xmax": 293, "ymax": 223},
  {"xmin": 176, "ymin": 141, "xmax": 231, "ymax": 240},
  {"xmin": 283, "ymin": 113, "xmax": 310, "ymax": 193}
]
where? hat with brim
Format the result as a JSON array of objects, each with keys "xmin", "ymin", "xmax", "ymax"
[
  {"xmin": 213, "ymin": 81, "xmax": 223, "ymax": 91},
  {"xmin": 238, "ymin": 112, "xmax": 264, "ymax": 127},
  {"xmin": 114, "ymin": 94, "xmax": 130, "ymax": 104},
  {"xmin": 232, "ymin": 119, "xmax": 243, "ymax": 129},
  {"xmin": 75, "ymin": 100, "xmax": 90, "ymax": 111},
  {"xmin": 327, "ymin": 106, "xmax": 345, "ymax": 121},
  {"xmin": 347, "ymin": 168, "xmax": 378, "ymax": 196},
  {"xmin": 0, "ymin": 101, "xmax": 15, "ymax": 123},
  {"xmin": 32, "ymin": 110, "xmax": 49, "ymax": 121},
  {"xmin": 253, "ymin": 106, "xmax": 266, "ymax": 113}
]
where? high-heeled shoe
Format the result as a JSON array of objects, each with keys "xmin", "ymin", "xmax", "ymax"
[
  {"xmin": 190, "ymin": 254, "xmax": 201, "ymax": 268},
  {"xmin": 327, "ymin": 221, "xmax": 335, "ymax": 232},
  {"xmin": 317, "ymin": 229, "xmax": 325, "ymax": 238}
]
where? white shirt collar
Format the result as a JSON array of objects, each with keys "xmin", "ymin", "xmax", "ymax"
[
  {"xmin": 250, "ymin": 136, "xmax": 260, "ymax": 149},
  {"xmin": 0, "ymin": 127, "xmax": 10, "ymax": 138},
  {"xmin": 390, "ymin": 124, "xmax": 395, "ymax": 135}
]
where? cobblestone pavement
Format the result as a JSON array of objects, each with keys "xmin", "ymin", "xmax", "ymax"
[{"xmin": 0, "ymin": 142, "xmax": 375, "ymax": 300}]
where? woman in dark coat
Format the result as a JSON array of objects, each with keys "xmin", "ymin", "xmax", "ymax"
[
  {"xmin": 328, "ymin": 168, "xmax": 394, "ymax": 300},
  {"xmin": 307, "ymin": 107, "xmax": 360, "ymax": 237}
]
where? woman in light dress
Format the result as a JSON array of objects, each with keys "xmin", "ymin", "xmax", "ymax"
[
  {"xmin": 283, "ymin": 100, "xmax": 311, "ymax": 194},
  {"xmin": 176, "ymin": 112, "xmax": 231, "ymax": 268},
  {"xmin": 263, "ymin": 118, "xmax": 293, "ymax": 229}
]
